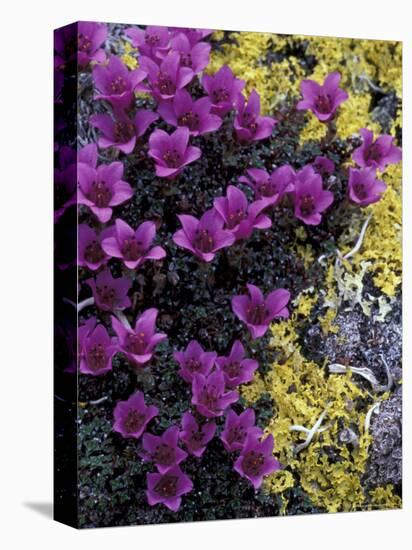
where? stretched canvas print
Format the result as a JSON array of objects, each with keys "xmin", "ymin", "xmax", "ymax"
[{"xmin": 54, "ymin": 22, "xmax": 402, "ymax": 528}]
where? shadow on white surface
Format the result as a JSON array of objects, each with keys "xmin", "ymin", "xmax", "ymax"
[{"xmin": 24, "ymin": 502, "xmax": 53, "ymax": 519}]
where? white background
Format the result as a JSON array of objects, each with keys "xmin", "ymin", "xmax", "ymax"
[{"xmin": 0, "ymin": 0, "xmax": 410, "ymax": 548}]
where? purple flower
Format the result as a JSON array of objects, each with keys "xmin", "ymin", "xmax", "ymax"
[
  {"xmin": 113, "ymin": 391, "xmax": 158, "ymax": 439},
  {"xmin": 352, "ymin": 128, "xmax": 402, "ymax": 171},
  {"xmin": 234, "ymin": 433, "xmax": 281, "ymax": 489},
  {"xmin": 79, "ymin": 319, "xmax": 117, "ymax": 376},
  {"xmin": 215, "ymin": 340, "xmax": 258, "ymax": 389},
  {"xmin": 297, "ymin": 71, "xmax": 348, "ymax": 122},
  {"xmin": 90, "ymin": 109, "xmax": 158, "ymax": 154},
  {"xmin": 101, "ymin": 218, "xmax": 166, "ymax": 270},
  {"xmin": 78, "ymin": 224, "xmax": 113, "ymax": 271},
  {"xmin": 293, "ymin": 165, "xmax": 334, "ymax": 225},
  {"xmin": 234, "ymin": 90, "xmax": 277, "ymax": 143},
  {"xmin": 148, "ymin": 126, "xmax": 201, "ymax": 178},
  {"xmin": 140, "ymin": 52, "xmax": 193, "ymax": 100},
  {"xmin": 111, "ymin": 308, "xmax": 167, "ymax": 366},
  {"xmin": 126, "ymin": 25, "xmax": 170, "ymax": 60},
  {"xmin": 77, "ymin": 22, "xmax": 107, "ymax": 68},
  {"xmin": 86, "ymin": 268, "xmax": 131, "ymax": 312},
  {"xmin": 78, "ymin": 161, "xmax": 133, "ymax": 223},
  {"xmin": 239, "ymin": 165, "xmax": 295, "ymax": 206},
  {"xmin": 220, "ymin": 408, "xmax": 263, "ymax": 452},
  {"xmin": 78, "ymin": 143, "xmax": 98, "ymax": 167},
  {"xmin": 141, "ymin": 426, "xmax": 187, "ymax": 473},
  {"xmin": 232, "ymin": 284, "xmax": 290, "ymax": 339},
  {"xmin": 54, "ymin": 146, "xmax": 77, "ymax": 222},
  {"xmin": 92, "ymin": 55, "xmax": 147, "ymax": 109},
  {"xmin": 312, "ymin": 156, "xmax": 335, "ymax": 176},
  {"xmin": 146, "ymin": 465, "xmax": 193, "ymax": 512},
  {"xmin": 202, "ymin": 65, "xmax": 245, "ymax": 116},
  {"xmin": 173, "ymin": 208, "xmax": 235, "ymax": 262},
  {"xmin": 179, "ymin": 412, "xmax": 216, "ymax": 457},
  {"xmin": 170, "ymin": 27, "xmax": 213, "ymax": 45},
  {"xmin": 348, "ymin": 167, "xmax": 387, "ymax": 206},
  {"xmin": 213, "ymin": 185, "xmax": 271, "ymax": 241},
  {"xmin": 173, "ymin": 340, "xmax": 217, "ymax": 384},
  {"xmin": 158, "ymin": 89, "xmax": 222, "ymax": 136},
  {"xmin": 192, "ymin": 370, "xmax": 239, "ymax": 418},
  {"xmin": 166, "ymin": 32, "xmax": 211, "ymax": 75}
]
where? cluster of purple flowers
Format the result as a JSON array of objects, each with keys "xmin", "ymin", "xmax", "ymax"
[{"xmin": 55, "ymin": 22, "xmax": 402, "ymax": 516}]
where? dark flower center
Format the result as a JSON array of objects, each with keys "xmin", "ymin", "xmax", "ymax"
[
  {"xmin": 110, "ymin": 76, "xmax": 128, "ymax": 94},
  {"xmin": 178, "ymin": 111, "xmax": 199, "ymax": 131},
  {"xmin": 190, "ymin": 429, "xmax": 205, "ymax": 445},
  {"xmin": 84, "ymin": 239, "xmax": 105, "ymax": 264},
  {"xmin": 121, "ymin": 237, "xmax": 144, "ymax": 261},
  {"xmin": 123, "ymin": 409, "xmax": 145, "ymax": 433},
  {"xmin": 87, "ymin": 343, "xmax": 106, "ymax": 371},
  {"xmin": 96, "ymin": 284, "xmax": 116, "ymax": 308},
  {"xmin": 78, "ymin": 33, "xmax": 92, "ymax": 53},
  {"xmin": 157, "ymin": 72, "xmax": 176, "ymax": 96},
  {"xmin": 242, "ymin": 112, "xmax": 258, "ymax": 133},
  {"xmin": 186, "ymin": 358, "xmax": 202, "ymax": 373},
  {"xmin": 227, "ymin": 425, "xmax": 246, "ymax": 445},
  {"xmin": 125, "ymin": 331, "xmax": 147, "ymax": 355},
  {"xmin": 315, "ymin": 94, "xmax": 333, "ymax": 114},
  {"xmin": 194, "ymin": 229, "xmax": 214, "ymax": 253},
  {"xmin": 200, "ymin": 385, "xmax": 219, "ymax": 411},
  {"xmin": 163, "ymin": 149, "xmax": 182, "ymax": 168},
  {"xmin": 114, "ymin": 120, "xmax": 135, "ymax": 143},
  {"xmin": 212, "ymin": 87, "xmax": 230, "ymax": 104},
  {"xmin": 242, "ymin": 450, "xmax": 265, "ymax": 476},
  {"xmin": 300, "ymin": 195, "xmax": 316, "ymax": 215},
  {"xmin": 365, "ymin": 143, "xmax": 381, "ymax": 162},
  {"xmin": 145, "ymin": 34, "xmax": 161, "ymax": 46},
  {"xmin": 223, "ymin": 361, "xmax": 242, "ymax": 379},
  {"xmin": 247, "ymin": 303, "xmax": 268, "ymax": 325},
  {"xmin": 88, "ymin": 180, "xmax": 112, "ymax": 208},
  {"xmin": 227, "ymin": 208, "xmax": 246, "ymax": 229},
  {"xmin": 258, "ymin": 181, "xmax": 275, "ymax": 197},
  {"xmin": 180, "ymin": 52, "xmax": 192, "ymax": 67},
  {"xmin": 154, "ymin": 474, "xmax": 178, "ymax": 498},
  {"xmin": 153, "ymin": 443, "xmax": 175, "ymax": 466},
  {"xmin": 353, "ymin": 182, "xmax": 368, "ymax": 200}
]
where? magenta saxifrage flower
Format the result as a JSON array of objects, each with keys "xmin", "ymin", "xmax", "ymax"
[
  {"xmin": 215, "ymin": 340, "xmax": 258, "ymax": 389},
  {"xmin": 232, "ymin": 284, "xmax": 290, "ymax": 339},
  {"xmin": 352, "ymin": 128, "xmax": 402, "ymax": 171},
  {"xmin": 78, "ymin": 224, "xmax": 114, "ymax": 271},
  {"xmin": 213, "ymin": 185, "xmax": 272, "ymax": 241},
  {"xmin": 312, "ymin": 156, "xmax": 335, "ymax": 177},
  {"xmin": 173, "ymin": 208, "xmax": 235, "ymax": 262},
  {"xmin": 86, "ymin": 268, "xmax": 131, "ymax": 312},
  {"xmin": 297, "ymin": 71, "xmax": 348, "ymax": 122},
  {"xmin": 140, "ymin": 425, "xmax": 187, "ymax": 473},
  {"xmin": 173, "ymin": 340, "xmax": 217, "ymax": 384},
  {"xmin": 179, "ymin": 412, "xmax": 216, "ymax": 457},
  {"xmin": 220, "ymin": 408, "xmax": 263, "ymax": 453},
  {"xmin": 348, "ymin": 167, "xmax": 387, "ymax": 207},
  {"xmin": 79, "ymin": 319, "xmax": 117, "ymax": 376},
  {"xmin": 158, "ymin": 89, "xmax": 222, "ymax": 136},
  {"xmin": 92, "ymin": 55, "xmax": 148, "ymax": 109},
  {"xmin": 233, "ymin": 433, "xmax": 281, "ymax": 489},
  {"xmin": 202, "ymin": 65, "xmax": 245, "ymax": 117},
  {"xmin": 113, "ymin": 391, "xmax": 158, "ymax": 439},
  {"xmin": 148, "ymin": 126, "xmax": 201, "ymax": 178},
  {"xmin": 77, "ymin": 22, "xmax": 107, "ymax": 68},
  {"xmin": 78, "ymin": 143, "xmax": 98, "ymax": 167},
  {"xmin": 101, "ymin": 218, "xmax": 166, "ymax": 270},
  {"xmin": 192, "ymin": 370, "xmax": 239, "ymax": 418},
  {"xmin": 165, "ymin": 32, "xmax": 211, "ymax": 75},
  {"xmin": 111, "ymin": 308, "xmax": 167, "ymax": 366},
  {"xmin": 293, "ymin": 165, "xmax": 334, "ymax": 225},
  {"xmin": 126, "ymin": 25, "xmax": 170, "ymax": 60},
  {"xmin": 90, "ymin": 108, "xmax": 158, "ymax": 154},
  {"xmin": 239, "ymin": 165, "xmax": 295, "ymax": 207},
  {"xmin": 77, "ymin": 161, "xmax": 133, "ymax": 223},
  {"xmin": 170, "ymin": 27, "xmax": 213, "ymax": 45},
  {"xmin": 146, "ymin": 465, "xmax": 193, "ymax": 512},
  {"xmin": 234, "ymin": 89, "xmax": 277, "ymax": 143},
  {"xmin": 139, "ymin": 52, "xmax": 193, "ymax": 100}
]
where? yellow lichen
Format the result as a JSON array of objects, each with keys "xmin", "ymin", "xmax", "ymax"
[{"xmin": 368, "ymin": 484, "xmax": 402, "ymax": 510}]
